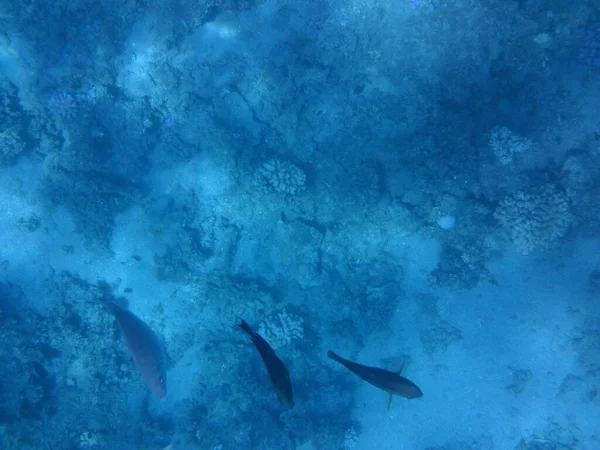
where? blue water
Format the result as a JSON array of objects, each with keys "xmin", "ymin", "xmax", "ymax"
[{"xmin": 1, "ymin": 1, "xmax": 599, "ymax": 449}]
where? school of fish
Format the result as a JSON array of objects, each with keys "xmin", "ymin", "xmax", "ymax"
[{"xmin": 100, "ymin": 300, "xmax": 422, "ymax": 411}]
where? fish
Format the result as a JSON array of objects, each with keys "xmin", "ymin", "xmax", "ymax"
[
  {"xmin": 327, "ymin": 350, "xmax": 422, "ymax": 407},
  {"xmin": 102, "ymin": 300, "xmax": 167, "ymax": 398},
  {"xmin": 239, "ymin": 319, "xmax": 294, "ymax": 409}
]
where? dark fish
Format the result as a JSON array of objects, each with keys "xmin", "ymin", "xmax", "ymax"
[
  {"xmin": 103, "ymin": 301, "xmax": 167, "ymax": 398},
  {"xmin": 239, "ymin": 319, "xmax": 294, "ymax": 409},
  {"xmin": 328, "ymin": 350, "xmax": 422, "ymax": 405}
]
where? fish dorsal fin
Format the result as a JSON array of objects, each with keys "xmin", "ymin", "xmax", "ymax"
[
  {"xmin": 381, "ymin": 355, "xmax": 410, "ymax": 375},
  {"xmin": 396, "ymin": 361, "xmax": 405, "ymax": 376}
]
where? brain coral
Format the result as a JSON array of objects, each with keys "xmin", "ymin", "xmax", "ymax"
[
  {"xmin": 258, "ymin": 158, "xmax": 306, "ymax": 195},
  {"xmin": 494, "ymin": 184, "xmax": 572, "ymax": 254}
]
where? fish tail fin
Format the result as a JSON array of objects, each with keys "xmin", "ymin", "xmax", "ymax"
[
  {"xmin": 327, "ymin": 350, "xmax": 345, "ymax": 364},
  {"xmin": 238, "ymin": 319, "xmax": 258, "ymax": 340}
]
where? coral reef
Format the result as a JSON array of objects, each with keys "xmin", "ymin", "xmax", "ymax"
[
  {"xmin": 0, "ymin": 273, "xmax": 172, "ymax": 448},
  {"xmin": 258, "ymin": 310, "xmax": 304, "ymax": 350},
  {"xmin": 0, "ymin": 127, "xmax": 24, "ymax": 162},
  {"xmin": 0, "ymin": 81, "xmax": 26, "ymax": 164},
  {"xmin": 78, "ymin": 431, "xmax": 99, "ymax": 448},
  {"xmin": 494, "ymin": 184, "xmax": 572, "ymax": 254},
  {"xmin": 430, "ymin": 240, "xmax": 497, "ymax": 290},
  {"xmin": 257, "ymin": 158, "xmax": 306, "ymax": 195},
  {"xmin": 488, "ymin": 126, "xmax": 533, "ymax": 165},
  {"xmin": 343, "ymin": 427, "xmax": 359, "ymax": 449},
  {"xmin": 0, "ymin": 0, "xmax": 598, "ymax": 448},
  {"xmin": 47, "ymin": 92, "xmax": 78, "ymax": 124}
]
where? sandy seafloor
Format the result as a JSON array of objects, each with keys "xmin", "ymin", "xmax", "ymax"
[{"xmin": 352, "ymin": 238, "xmax": 600, "ymax": 449}]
